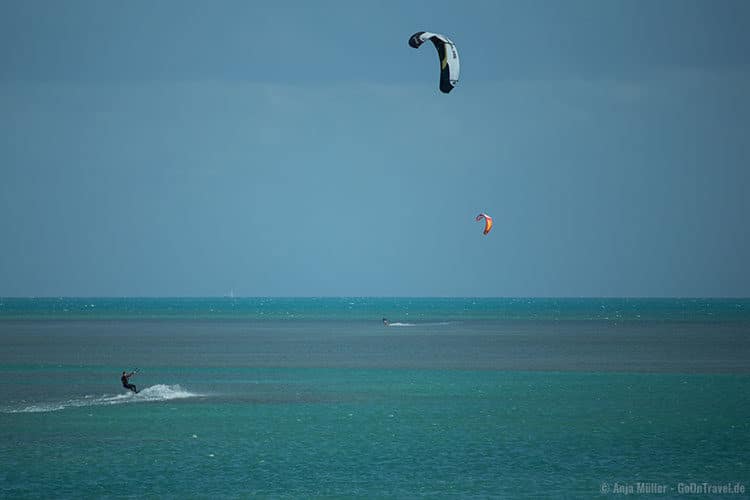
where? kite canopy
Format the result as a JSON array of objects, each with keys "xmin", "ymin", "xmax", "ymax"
[
  {"xmin": 475, "ymin": 213, "xmax": 493, "ymax": 235},
  {"xmin": 408, "ymin": 31, "xmax": 460, "ymax": 94}
]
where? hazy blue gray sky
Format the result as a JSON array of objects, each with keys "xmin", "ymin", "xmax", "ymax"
[{"xmin": 1, "ymin": 0, "xmax": 748, "ymax": 297}]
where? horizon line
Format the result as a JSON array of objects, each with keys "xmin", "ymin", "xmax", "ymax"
[{"xmin": 1, "ymin": 296, "xmax": 749, "ymax": 300}]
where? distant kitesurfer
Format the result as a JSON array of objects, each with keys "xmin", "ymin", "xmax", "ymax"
[
  {"xmin": 382, "ymin": 318, "xmax": 390, "ymax": 327},
  {"xmin": 121, "ymin": 370, "xmax": 138, "ymax": 394}
]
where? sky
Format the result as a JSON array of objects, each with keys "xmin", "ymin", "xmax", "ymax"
[{"xmin": 1, "ymin": 0, "xmax": 748, "ymax": 297}]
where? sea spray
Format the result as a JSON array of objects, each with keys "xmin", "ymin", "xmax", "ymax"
[{"xmin": 2, "ymin": 384, "xmax": 200, "ymax": 413}]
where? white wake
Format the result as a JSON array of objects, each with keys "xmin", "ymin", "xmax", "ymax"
[
  {"xmin": 2, "ymin": 384, "xmax": 200, "ymax": 413},
  {"xmin": 388, "ymin": 321, "xmax": 454, "ymax": 327}
]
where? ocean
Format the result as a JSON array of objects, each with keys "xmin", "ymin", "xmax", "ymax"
[{"xmin": 1, "ymin": 298, "xmax": 748, "ymax": 498}]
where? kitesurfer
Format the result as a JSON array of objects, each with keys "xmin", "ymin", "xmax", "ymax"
[
  {"xmin": 121, "ymin": 370, "xmax": 138, "ymax": 393},
  {"xmin": 382, "ymin": 318, "xmax": 390, "ymax": 327}
]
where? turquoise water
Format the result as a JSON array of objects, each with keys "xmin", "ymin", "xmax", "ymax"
[{"xmin": 1, "ymin": 298, "xmax": 748, "ymax": 497}]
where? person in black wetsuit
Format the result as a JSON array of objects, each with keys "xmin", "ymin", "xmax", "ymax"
[{"xmin": 121, "ymin": 370, "xmax": 138, "ymax": 393}]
